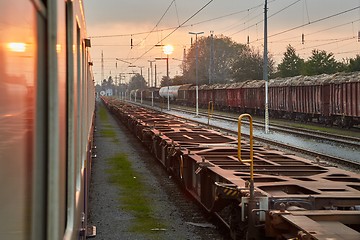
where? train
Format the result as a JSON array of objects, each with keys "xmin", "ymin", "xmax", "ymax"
[
  {"xmin": 0, "ymin": 1, "xmax": 95, "ymax": 240},
  {"xmin": 102, "ymin": 98, "xmax": 360, "ymax": 240},
  {"xmin": 129, "ymin": 72, "xmax": 360, "ymax": 128}
]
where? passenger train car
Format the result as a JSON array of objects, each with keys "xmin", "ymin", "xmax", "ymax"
[{"xmin": 0, "ymin": 0, "xmax": 95, "ymax": 239}]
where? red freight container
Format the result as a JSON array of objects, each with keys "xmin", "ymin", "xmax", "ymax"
[
  {"xmin": 177, "ymin": 84, "xmax": 193, "ymax": 105},
  {"xmin": 226, "ymin": 82, "xmax": 248, "ymax": 110},
  {"xmin": 213, "ymin": 83, "xmax": 229, "ymax": 110},
  {"xmin": 242, "ymin": 80, "xmax": 265, "ymax": 113},
  {"xmin": 330, "ymin": 73, "xmax": 360, "ymax": 118}
]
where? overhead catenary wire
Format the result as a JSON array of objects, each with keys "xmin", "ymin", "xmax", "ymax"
[
  {"xmin": 293, "ymin": 36, "xmax": 356, "ymax": 53},
  {"xmin": 174, "ymin": 0, "xmax": 181, "ymax": 27},
  {"xmin": 272, "ymin": 36, "xmax": 356, "ymax": 57},
  {"xmin": 136, "ymin": 0, "xmax": 176, "ymax": 47},
  {"xmin": 230, "ymin": 0, "xmax": 302, "ymax": 37},
  {"xmin": 252, "ymin": 5, "xmax": 360, "ymax": 42},
  {"xmin": 269, "ymin": 18, "xmax": 360, "ymax": 45},
  {"xmin": 131, "ymin": 0, "xmax": 214, "ymax": 64},
  {"xmin": 92, "ymin": 1, "xmax": 360, "ymax": 82},
  {"xmin": 89, "ymin": 2, "xmax": 263, "ymax": 39}
]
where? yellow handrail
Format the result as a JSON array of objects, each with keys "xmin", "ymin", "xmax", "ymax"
[
  {"xmin": 237, "ymin": 114, "xmax": 254, "ymax": 181},
  {"xmin": 207, "ymin": 100, "xmax": 214, "ymax": 125}
]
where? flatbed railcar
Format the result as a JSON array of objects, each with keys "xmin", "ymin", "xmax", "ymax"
[
  {"xmin": 102, "ymin": 97, "xmax": 360, "ymax": 240},
  {"xmin": 0, "ymin": 1, "xmax": 96, "ymax": 239}
]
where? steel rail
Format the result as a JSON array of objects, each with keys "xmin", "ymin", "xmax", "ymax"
[{"xmin": 171, "ymin": 107, "xmax": 360, "ymax": 149}]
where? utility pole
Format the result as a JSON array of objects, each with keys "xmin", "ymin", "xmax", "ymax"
[
  {"xmin": 189, "ymin": 31, "xmax": 204, "ymax": 117},
  {"xmin": 264, "ymin": 0, "xmax": 269, "ymax": 134},
  {"xmin": 101, "ymin": 50, "xmax": 104, "ymax": 81},
  {"xmin": 182, "ymin": 47, "xmax": 186, "ymax": 75},
  {"xmin": 209, "ymin": 31, "xmax": 214, "ymax": 85},
  {"xmin": 154, "ymin": 64, "xmax": 157, "ymax": 88},
  {"xmin": 148, "ymin": 60, "xmax": 155, "ymax": 87}
]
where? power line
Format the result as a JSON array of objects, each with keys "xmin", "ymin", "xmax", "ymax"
[
  {"xmin": 294, "ymin": 36, "xmax": 356, "ymax": 52},
  {"xmin": 267, "ymin": 18, "xmax": 360, "ymax": 45},
  {"xmin": 259, "ymin": 6, "xmax": 360, "ymax": 41},
  {"xmin": 220, "ymin": 6, "xmax": 263, "ymax": 34},
  {"xmin": 272, "ymin": 36, "xmax": 356, "ymax": 56},
  {"xmin": 132, "ymin": 0, "xmax": 214, "ymax": 64},
  {"xmin": 174, "ymin": 0, "xmax": 181, "ymax": 26},
  {"xmin": 136, "ymin": 0, "xmax": 175, "ymax": 47},
  {"xmin": 89, "ymin": 2, "xmax": 259, "ymax": 39},
  {"xmin": 230, "ymin": 0, "xmax": 302, "ymax": 37}
]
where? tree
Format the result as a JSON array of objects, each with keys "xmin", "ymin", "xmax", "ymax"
[
  {"xmin": 128, "ymin": 73, "xmax": 147, "ymax": 90},
  {"xmin": 171, "ymin": 75, "xmax": 186, "ymax": 85},
  {"xmin": 182, "ymin": 35, "xmax": 241, "ymax": 85},
  {"xmin": 159, "ymin": 75, "xmax": 171, "ymax": 87},
  {"xmin": 277, "ymin": 45, "xmax": 304, "ymax": 77},
  {"xmin": 303, "ymin": 49, "xmax": 342, "ymax": 75},
  {"xmin": 231, "ymin": 46, "xmax": 275, "ymax": 81},
  {"xmin": 107, "ymin": 76, "xmax": 113, "ymax": 86},
  {"xmin": 347, "ymin": 55, "xmax": 360, "ymax": 72}
]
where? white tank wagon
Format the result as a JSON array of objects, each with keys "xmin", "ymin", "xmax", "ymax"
[{"xmin": 159, "ymin": 85, "xmax": 182, "ymax": 100}]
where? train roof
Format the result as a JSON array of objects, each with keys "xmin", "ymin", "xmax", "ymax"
[
  {"xmin": 212, "ymin": 83, "xmax": 233, "ymax": 89},
  {"xmin": 226, "ymin": 81, "xmax": 249, "ymax": 89},
  {"xmin": 178, "ymin": 84, "xmax": 193, "ymax": 90},
  {"xmin": 270, "ymin": 72, "xmax": 360, "ymax": 86},
  {"xmin": 242, "ymin": 80, "xmax": 266, "ymax": 88}
]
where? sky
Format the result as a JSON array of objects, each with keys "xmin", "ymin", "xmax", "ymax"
[{"xmin": 83, "ymin": 0, "xmax": 360, "ymax": 85}]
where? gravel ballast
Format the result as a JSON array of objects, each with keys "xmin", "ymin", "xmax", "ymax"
[{"xmin": 88, "ymin": 100, "xmax": 225, "ymax": 240}]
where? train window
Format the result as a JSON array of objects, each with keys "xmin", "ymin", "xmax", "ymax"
[{"xmin": 0, "ymin": 1, "xmax": 37, "ymax": 239}]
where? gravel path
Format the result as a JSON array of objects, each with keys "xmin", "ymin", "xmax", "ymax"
[{"xmin": 88, "ymin": 100, "xmax": 226, "ymax": 240}]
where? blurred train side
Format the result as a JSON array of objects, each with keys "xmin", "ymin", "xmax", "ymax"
[
  {"xmin": 0, "ymin": 1, "xmax": 95, "ymax": 240},
  {"xmin": 149, "ymin": 72, "xmax": 359, "ymax": 127}
]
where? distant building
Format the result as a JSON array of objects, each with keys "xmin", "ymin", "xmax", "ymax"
[
  {"xmin": 95, "ymin": 82, "xmax": 114, "ymax": 98},
  {"xmin": 105, "ymin": 88, "xmax": 113, "ymax": 96}
]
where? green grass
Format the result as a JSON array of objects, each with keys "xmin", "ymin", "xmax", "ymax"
[
  {"xmin": 107, "ymin": 153, "xmax": 167, "ymax": 235},
  {"xmin": 98, "ymin": 105, "xmax": 119, "ymax": 142},
  {"xmin": 99, "ymin": 105, "xmax": 108, "ymax": 122},
  {"xmin": 100, "ymin": 128, "xmax": 117, "ymax": 138}
]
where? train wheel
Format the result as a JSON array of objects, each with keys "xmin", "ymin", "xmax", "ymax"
[{"xmin": 229, "ymin": 204, "xmax": 247, "ymax": 240}]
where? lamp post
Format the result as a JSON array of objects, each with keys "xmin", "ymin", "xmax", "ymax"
[{"xmin": 189, "ymin": 31, "xmax": 204, "ymax": 117}]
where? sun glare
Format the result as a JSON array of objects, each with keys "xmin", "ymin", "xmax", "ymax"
[
  {"xmin": 163, "ymin": 45, "xmax": 174, "ymax": 55},
  {"xmin": 7, "ymin": 42, "xmax": 27, "ymax": 52}
]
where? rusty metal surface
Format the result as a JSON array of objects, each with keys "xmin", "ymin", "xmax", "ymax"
[{"xmin": 104, "ymin": 98, "xmax": 360, "ymax": 240}]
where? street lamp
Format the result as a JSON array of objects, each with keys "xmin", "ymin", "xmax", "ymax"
[
  {"xmin": 189, "ymin": 31, "xmax": 204, "ymax": 117},
  {"xmin": 156, "ymin": 44, "xmax": 174, "ymax": 110}
]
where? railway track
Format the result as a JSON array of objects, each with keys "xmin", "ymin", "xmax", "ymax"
[
  {"xmin": 107, "ymin": 98, "xmax": 360, "ymax": 240},
  {"xmin": 172, "ymin": 110, "xmax": 360, "ymax": 172},
  {"xmin": 134, "ymin": 102, "xmax": 360, "ymax": 171},
  {"xmin": 171, "ymin": 106, "xmax": 360, "ymax": 149},
  {"xmin": 104, "ymin": 98, "xmax": 360, "ymax": 240}
]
